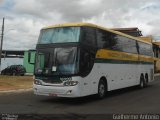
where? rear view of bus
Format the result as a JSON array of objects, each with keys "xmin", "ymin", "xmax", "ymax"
[{"xmin": 33, "ymin": 23, "xmax": 154, "ymax": 98}]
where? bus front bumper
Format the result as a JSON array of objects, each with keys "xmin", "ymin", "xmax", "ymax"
[{"xmin": 33, "ymin": 84, "xmax": 81, "ymax": 98}]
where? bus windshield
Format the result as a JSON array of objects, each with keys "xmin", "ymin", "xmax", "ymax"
[
  {"xmin": 35, "ymin": 47, "xmax": 79, "ymax": 76},
  {"xmin": 38, "ymin": 27, "xmax": 80, "ymax": 44}
]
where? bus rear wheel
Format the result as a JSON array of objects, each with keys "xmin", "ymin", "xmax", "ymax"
[
  {"xmin": 97, "ymin": 80, "xmax": 107, "ymax": 99},
  {"xmin": 145, "ymin": 74, "xmax": 149, "ymax": 87},
  {"xmin": 139, "ymin": 75, "xmax": 145, "ymax": 88}
]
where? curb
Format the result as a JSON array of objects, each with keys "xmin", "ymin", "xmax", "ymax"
[{"xmin": 0, "ymin": 88, "xmax": 33, "ymax": 94}]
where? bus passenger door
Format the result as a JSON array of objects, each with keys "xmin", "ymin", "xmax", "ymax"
[{"xmin": 80, "ymin": 49, "xmax": 96, "ymax": 96}]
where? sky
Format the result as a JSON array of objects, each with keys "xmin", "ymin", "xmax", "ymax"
[{"xmin": 0, "ymin": 0, "xmax": 160, "ymax": 50}]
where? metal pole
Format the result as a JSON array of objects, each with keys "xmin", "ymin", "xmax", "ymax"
[{"xmin": 0, "ymin": 17, "xmax": 5, "ymax": 72}]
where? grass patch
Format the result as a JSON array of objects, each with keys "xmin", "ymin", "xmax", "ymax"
[{"xmin": 0, "ymin": 75, "xmax": 33, "ymax": 91}]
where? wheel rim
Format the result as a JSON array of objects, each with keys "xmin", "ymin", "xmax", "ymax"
[{"xmin": 99, "ymin": 84, "xmax": 105, "ymax": 96}]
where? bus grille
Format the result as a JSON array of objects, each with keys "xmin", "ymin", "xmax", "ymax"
[{"xmin": 42, "ymin": 80, "xmax": 62, "ymax": 84}]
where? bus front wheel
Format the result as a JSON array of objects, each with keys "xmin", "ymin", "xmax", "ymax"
[{"xmin": 97, "ymin": 79, "xmax": 107, "ymax": 99}]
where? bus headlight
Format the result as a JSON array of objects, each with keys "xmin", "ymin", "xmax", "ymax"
[
  {"xmin": 34, "ymin": 80, "xmax": 42, "ymax": 85},
  {"xmin": 64, "ymin": 81, "xmax": 78, "ymax": 86}
]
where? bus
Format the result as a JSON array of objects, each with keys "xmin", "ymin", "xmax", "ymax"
[{"xmin": 31, "ymin": 23, "xmax": 154, "ymax": 98}]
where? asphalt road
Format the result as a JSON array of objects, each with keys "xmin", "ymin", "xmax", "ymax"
[{"xmin": 0, "ymin": 76, "xmax": 160, "ymax": 119}]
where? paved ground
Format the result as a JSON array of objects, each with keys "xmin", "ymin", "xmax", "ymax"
[{"xmin": 0, "ymin": 76, "xmax": 160, "ymax": 119}]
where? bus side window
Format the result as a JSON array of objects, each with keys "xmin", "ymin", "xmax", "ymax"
[
  {"xmin": 96, "ymin": 29, "xmax": 110, "ymax": 49},
  {"xmin": 81, "ymin": 27, "xmax": 96, "ymax": 48},
  {"xmin": 80, "ymin": 50, "xmax": 94, "ymax": 76},
  {"xmin": 138, "ymin": 42, "xmax": 153, "ymax": 56}
]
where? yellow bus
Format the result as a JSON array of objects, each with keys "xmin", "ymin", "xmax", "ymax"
[{"xmin": 32, "ymin": 23, "xmax": 154, "ymax": 98}]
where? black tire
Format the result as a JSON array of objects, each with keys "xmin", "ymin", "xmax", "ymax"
[
  {"xmin": 97, "ymin": 80, "xmax": 107, "ymax": 99},
  {"xmin": 20, "ymin": 74, "xmax": 24, "ymax": 76},
  {"xmin": 145, "ymin": 74, "xmax": 148, "ymax": 87},
  {"xmin": 12, "ymin": 71, "xmax": 16, "ymax": 76},
  {"xmin": 9, "ymin": 72, "xmax": 12, "ymax": 76},
  {"xmin": 139, "ymin": 75, "xmax": 145, "ymax": 88}
]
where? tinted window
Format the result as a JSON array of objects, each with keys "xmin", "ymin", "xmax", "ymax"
[
  {"xmin": 35, "ymin": 47, "xmax": 79, "ymax": 75},
  {"xmin": 96, "ymin": 29, "xmax": 116, "ymax": 49},
  {"xmin": 138, "ymin": 42, "xmax": 153, "ymax": 56},
  {"xmin": 38, "ymin": 27, "xmax": 80, "ymax": 44},
  {"xmin": 111, "ymin": 35, "xmax": 138, "ymax": 54},
  {"xmin": 79, "ymin": 48, "xmax": 95, "ymax": 76},
  {"xmin": 81, "ymin": 27, "xmax": 96, "ymax": 47},
  {"xmin": 96, "ymin": 28, "xmax": 138, "ymax": 54}
]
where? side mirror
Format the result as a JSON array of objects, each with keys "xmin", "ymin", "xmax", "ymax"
[{"xmin": 28, "ymin": 50, "xmax": 36, "ymax": 64}]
